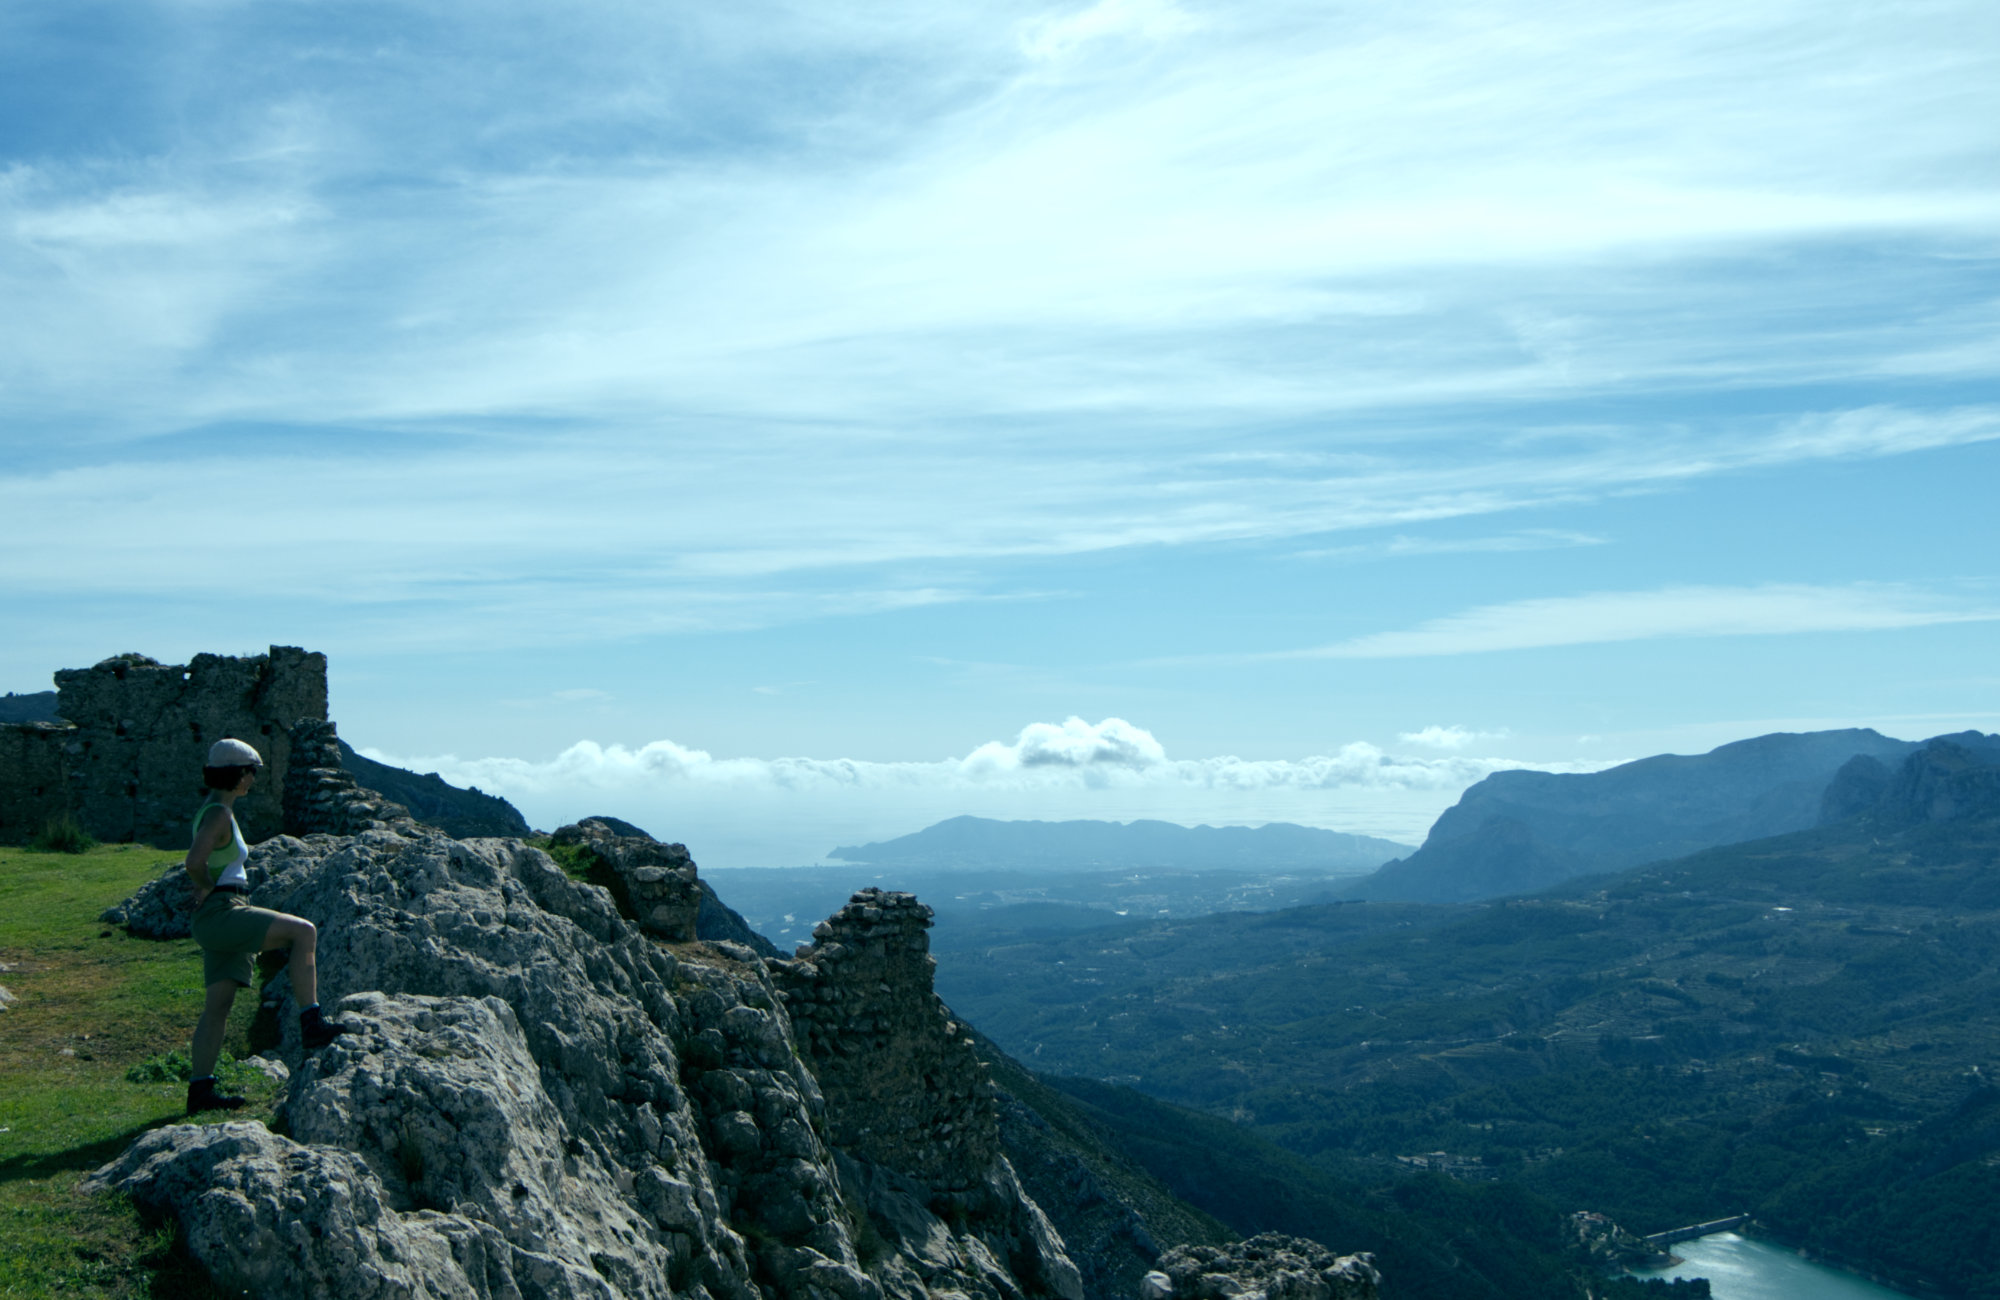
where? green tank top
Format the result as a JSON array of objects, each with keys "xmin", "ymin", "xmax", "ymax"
[{"xmin": 193, "ymin": 801, "xmax": 249, "ymax": 888}]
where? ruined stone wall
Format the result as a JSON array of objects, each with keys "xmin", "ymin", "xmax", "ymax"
[
  {"xmin": 283, "ymin": 720, "xmax": 413, "ymax": 837},
  {"xmin": 771, "ymin": 889, "xmax": 1001, "ymax": 1192},
  {"xmin": 0, "ymin": 647, "xmax": 328, "ymax": 847},
  {"xmin": 0, "ymin": 722, "xmax": 73, "ymax": 842}
]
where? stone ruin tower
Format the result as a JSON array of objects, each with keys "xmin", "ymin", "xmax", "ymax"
[
  {"xmin": 771, "ymin": 888, "xmax": 1002, "ymax": 1193},
  {"xmin": 0, "ymin": 647, "xmax": 328, "ymax": 846}
]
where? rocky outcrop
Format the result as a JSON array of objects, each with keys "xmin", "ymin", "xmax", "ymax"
[
  {"xmin": 99, "ymin": 860, "xmax": 272, "ymax": 940},
  {"xmin": 990, "ymin": 1084, "xmax": 1223, "ymax": 1300},
  {"xmin": 551, "ymin": 818, "xmax": 702, "ymax": 942},
  {"xmin": 1567, "ymin": 1211, "xmax": 1671, "ymax": 1273},
  {"xmin": 1145, "ymin": 1235, "xmax": 1378, "ymax": 1300},
  {"xmin": 1871, "ymin": 738, "xmax": 2000, "ymax": 827},
  {"xmin": 1819, "ymin": 755, "xmax": 1894, "ymax": 824},
  {"xmin": 88, "ymin": 825, "xmax": 1086, "ymax": 1300}
]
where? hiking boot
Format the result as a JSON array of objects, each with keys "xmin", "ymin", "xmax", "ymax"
[
  {"xmin": 299, "ymin": 1004, "xmax": 351, "ymax": 1050},
  {"xmin": 186, "ymin": 1077, "xmax": 246, "ymax": 1115}
]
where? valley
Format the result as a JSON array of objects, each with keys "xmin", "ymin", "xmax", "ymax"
[{"xmin": 930, "ymin": 743, "xmax": 2000, "ymax": 1297}]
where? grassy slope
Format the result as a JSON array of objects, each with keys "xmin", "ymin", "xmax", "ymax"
[{"xmin": 0, "ymin": 845, "xmax": 283, "ymax": 1299}]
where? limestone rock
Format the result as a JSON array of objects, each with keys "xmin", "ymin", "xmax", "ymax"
[
  {"xmin": 100, "ymin": 861, "xmax": 270, "ymax": 940},
  {"xmin": 1153, "ymin": 1235, "xmax": 1379, "ymax": 1300},
  {"xmin": 991, "ymin": 1084, "xmax": 1219, "ymax": 1300},
  {"xmin": 89, "ymin": 1120, "xmax": 529, "ymax": 1300},
  {"xmin": 551, "ymin": 817, "xmax": 702, "ymax": 942},
  {"xmin": 91, "ymin": 824, "xmax": 1085, "ymax": 1300}
]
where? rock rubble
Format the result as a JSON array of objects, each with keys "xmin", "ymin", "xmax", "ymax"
[{"xmin": 1147, "ymin": 1235, "xmax": 1379, "ymax": 1300}]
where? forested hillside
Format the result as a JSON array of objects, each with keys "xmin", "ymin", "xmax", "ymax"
[{"xmin": 938, "ymin": 740, "xmax": 2000, "ymax": 1297}]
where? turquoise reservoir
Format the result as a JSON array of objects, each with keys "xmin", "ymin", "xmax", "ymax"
[{"xmin": 1633, "ymin": 1233, "xmax": 1914, "ymax": 1300}]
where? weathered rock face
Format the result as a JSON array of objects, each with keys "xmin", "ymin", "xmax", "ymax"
[
  {"xmin": 1873, "ymin": 738, "xmax": 2000, "ymax": 826},
  {"xmin": 552, "ymin": 817, "xmax": 779, "ymax": 957},
  {"xmin": 552, "ymin": 818, "xmax": 702, "ymax": 942},
  {"xmin": 771, "ymin": 889, "xmax": 1000, "ymax": 1193},
  {"xmin": 993, "ymin": 1090, "xmax": 1199, "ymax": 1300},
  {"xmin": 89, "ymin": 826, "xmax": 1083, "ymax": 1300},
  {"xmin": 1147, "ymin": 1235, "xmax": 1379, "ymax": 1300},
  {"xmin": 99, "ymin": 860, "xmax": 272, "ymax": 940},
  {"xmin": 0, "ymin": 647, "xmax": 327, "ymax": 846}
]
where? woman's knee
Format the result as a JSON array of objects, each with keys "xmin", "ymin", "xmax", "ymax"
[{"xmin": 264, "ymin": 915, "xmax": 317, "ymax": 950}]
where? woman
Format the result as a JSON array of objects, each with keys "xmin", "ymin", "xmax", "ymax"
[{"xmin": 183, "ymin": 737, "xmax": 348, "ymax": 1114}]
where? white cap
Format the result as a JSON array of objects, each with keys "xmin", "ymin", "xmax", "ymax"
[{"xmin": 207, "ymin": 738, "xmax": 264, "ymax": 768}]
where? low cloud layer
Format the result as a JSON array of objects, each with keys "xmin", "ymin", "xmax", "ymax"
[{"xmin": 369, "ymin": 717, "xmax": 1611, "ymax": 867}]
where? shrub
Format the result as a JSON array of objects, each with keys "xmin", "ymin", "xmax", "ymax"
[
  {"xmin": 125, "ymin": 1049, "xmax": 259, "ymax": 1090},
  {"xmin": 31, "ymin": 812, "xmax": 96, "ymax": 854}
]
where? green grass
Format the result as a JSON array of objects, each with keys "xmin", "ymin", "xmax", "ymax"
[{"xmin": 0, "ymin": 844, "xmax": 281, "ymax": 1298}]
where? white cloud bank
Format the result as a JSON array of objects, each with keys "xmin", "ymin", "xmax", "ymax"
[{"xmin": 369, "ymin": 716, "xmax": 1610, "ymax": 867}]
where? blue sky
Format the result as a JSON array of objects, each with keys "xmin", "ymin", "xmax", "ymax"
[{"xmin": 3, "ymin": 0, "xmax": 1997, "ymax": 864}]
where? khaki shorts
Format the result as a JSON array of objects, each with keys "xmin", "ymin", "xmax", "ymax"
[{"xmin": 191, "ymin": 892, "xmax": 280, "ymax": 988}]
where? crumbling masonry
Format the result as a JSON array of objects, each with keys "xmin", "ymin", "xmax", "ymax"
[
  {"xmin": 771, "ymin": 888, "xmax": 1001, "ymax": 1193},
  {"xmin": 0, "ymin": 647, "xmax": 331, "ymax": 846}
]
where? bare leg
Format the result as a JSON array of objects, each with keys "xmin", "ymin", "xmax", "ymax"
[
  {"xmin": 261, "ymin": 915, "xmax": 319, "ymax": 1006},
  {"xmin": 190, "ymin": 980, "xmax": 240, "ymax": 1078}
]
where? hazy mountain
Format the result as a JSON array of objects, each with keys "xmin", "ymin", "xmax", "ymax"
[
  {"xmin": 934, "ymin": 738, "xmax": 2000, "ymax": 1298},
  {"xmin": 707, "ymin": 862, "xmax": 1390, "ymax": 953},
  {"xmin": 0, "ymin": 690, "xmax": 58, "ymax": 723},
  {"xmin": 1342, "ymin": 727, "xmax": 1921, "ymax": 904},
  {"xmin": 832, "ymin": 815, "xmax": 1410, "ymax": 873}
]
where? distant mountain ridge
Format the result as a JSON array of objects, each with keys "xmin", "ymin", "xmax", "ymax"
[
  {"xmin": 1343, "ymin": 727, "xmax": 1925, "ymax": 904},
  {"xmin": 830, "ymin": 815, "xmax": 1411, "ymax": 873},
  {"xmin": 336, "ymin": 739, "xmax": 531, "ymax": 840},
  {"xmin": 928, "ymin": 736, "xmax": 2000, "ymax": 1299},
  {"xmin": 0, "ymin": 690, "xmax": 58, "ymax": 723}
]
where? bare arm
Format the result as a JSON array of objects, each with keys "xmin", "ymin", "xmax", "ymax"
[{"xmin": 184, "ymin": 807, "xmax": 232, "ymax": 904}]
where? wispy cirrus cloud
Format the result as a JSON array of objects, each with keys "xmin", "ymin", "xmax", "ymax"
[
  {"xmin": 1300, "ymin": 583, "xmax": 2000, "ymax": 660},
  {"xmin": 2, "ymin": 0, "xmax": 1997, "ymax": 673},
  {"xmin": 1290, "ymin": 530, "xmax": 1607, "ymax": 564}
]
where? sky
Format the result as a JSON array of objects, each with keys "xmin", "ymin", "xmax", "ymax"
[{"xmin": 3, "ymin": 0, "xmax": 1997, "ymax": 865}]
